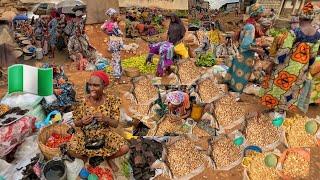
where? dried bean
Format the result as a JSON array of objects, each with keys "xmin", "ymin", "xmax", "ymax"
[
  {"xmin": 178, "ymin": 61, "xmax": 202, "ymax": 85},
  {"xmin": 198, "ymin": 79, "xmax": 224, "ymax": 103},
  {"xmin": 167, "ymin": 138, "xmax": 206, "ymax": 177},
  {"xmin": 283, "ymin": 152, "xmax": 309, "ymax": 178},
  {"xmin": 247, "ymin": 153, "xmax": 279, "ymax": 180},
  {"xmin": 211, "ymin": 136, "xmax": 242, "ymax": 168},
  {"xmin": 134, "ymin": 77, "xmax": 158, "ymax": 104}
]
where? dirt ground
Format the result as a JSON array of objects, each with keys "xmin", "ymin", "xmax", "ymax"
[{"xmin": 0, "ymin": 20, "xmax": 319, "ymax": 179}]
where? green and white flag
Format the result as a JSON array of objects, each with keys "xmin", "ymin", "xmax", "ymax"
[{"xmin": 8, "ymin": 64, "xmax": 53, "ymax": 96}]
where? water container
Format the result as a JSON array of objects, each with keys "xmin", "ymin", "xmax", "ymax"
[
  {"xmin": 36, "ymin": 48, "xmax": 43, "ymax": 60},
  {"xmin": 65, "ymin": 158, "xmax": 84, "ymax": 180}
]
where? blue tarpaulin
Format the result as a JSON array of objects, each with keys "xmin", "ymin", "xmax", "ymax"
[{"xmin": 13, "ymin": 14, "xmax": 28, "ymax": 21}]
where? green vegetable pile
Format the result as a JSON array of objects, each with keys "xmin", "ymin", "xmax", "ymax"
[
  {"xmin": 267, "ymin": 28, "xmax": 288, "ymax": 37},
  {"xmin": 195, "ymin": 53, "xmax": 216, "ymax": 67},
  {"xmin": 122, "ymin": 55, "xmax": 159, "ymax": 74}
]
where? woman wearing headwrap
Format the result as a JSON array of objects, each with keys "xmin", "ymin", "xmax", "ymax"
[
  {"xmin": 68, "ymin": 71, "xmax": 128, "ymax": 171},
  {"xmin": 260, "ymin": 2, "xmax": 320, "ymax": 113},
  {"xmin": 101, "ymin": 8, "xmax": 124, "ymax": 84},
  {"xmin": 166, "ymin": 91, "xmax": 191, "ymax": 119},
  {"xmin": 225, "ymin": 3, "xmax": 266, "ymax": 95}
]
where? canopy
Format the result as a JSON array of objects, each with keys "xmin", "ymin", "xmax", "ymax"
[
  {"xmin": 56, "ymin": 0, "xmax": 85, "ymax": 14},
  {"xmin": 13, "ymin": 14, "xmax": 28, "ymax": 21}
]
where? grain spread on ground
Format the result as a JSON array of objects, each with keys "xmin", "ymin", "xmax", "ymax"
[{"xmin": 167, "ymin": 138, "xmax": 207, "ymax": 177}]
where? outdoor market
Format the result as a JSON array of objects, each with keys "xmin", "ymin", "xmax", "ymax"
[{"xmin": 0, "ymin": 0, "xmax": 320, "ymax": 179}]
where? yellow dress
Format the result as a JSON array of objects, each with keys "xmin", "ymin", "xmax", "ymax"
[{"xmin": 68, "ymin": 94, "xmax": 127, "ymax": 157}]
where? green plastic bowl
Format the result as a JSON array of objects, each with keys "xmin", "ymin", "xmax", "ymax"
[
  {"xmin": 272, "ymin": 117, "xmax": 284, "ymax": 127},
  {"xmin": 264, "ymin": 154, "xmax": 278, "ymax": 168},
  {"xmin": 305, "ymin": 120, "xmax": 318, "ymax": 135},
  {"xmin": 233, "ymin": 136, "xmax": 244, "ymax": 146}
]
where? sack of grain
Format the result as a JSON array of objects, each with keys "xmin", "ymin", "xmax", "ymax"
[
  {"xmin": 195, "ymin": 75, "xmax": 227, "ymax": 103},
  {"xmin": 243, "ymin": 113, "xmax": 285, "ymax": 152},
  {"xmin": 208, "ymin": 134, "xmax": 245, "ymax": 171},
  {"xmin": 176, "ymin": 59, "xmax": 204, "ymax": 86},
  {"xmin": 132, "ymin": 75, "xmax": 159, "ymax": 105},
  {"xmin": 283, "ymin": 115, "xmax": 320, "ymax": 148},
  {"xmin": 162, "ymin": 136, "xmax": 211, "ymax": 180},
  {"xmin": 242, "ymin": 149, "xmax": 281, "ymax": 180}
]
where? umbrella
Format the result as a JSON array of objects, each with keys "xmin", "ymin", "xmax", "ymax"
[
  {"xmin": 1, "ymin": 11, "xmax": 17, "ymax": 21},
  {"xmin": 13, "ymin": 14, "xmax": 28, "ymax": 21},
  {"xmin": 56, "ymin": 0, "xmax": 85, "ymax": 14}
]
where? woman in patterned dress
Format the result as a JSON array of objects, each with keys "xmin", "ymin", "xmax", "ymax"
[
  {"xmin": 225, "ymin": 3, "xmax": 266, "ymax": 96},
  {"xmin": 101, "ymin": 8, "xmax": 124, "ymax": 84},
  {"xmin": 260, "ymin": 2, "xmax": 320, "ymax": 113},
  {"xmin": 68, "ymin": 71, "xmax": 128, "ymax": 171}
]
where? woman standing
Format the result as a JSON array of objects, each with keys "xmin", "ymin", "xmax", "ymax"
[
  {"xmin": 167, "ymin": 13, "xmax": 189, "ymax": 59},
  {"xmin": 101, "ymin": 8, "xmax": 124, "ymax": 84},
  {"xmin": 48, "ymin": 12, "xmax": 58, "ymax": 58},
  {"xmin": 260, "ymin": 2, "xmax": 320, "ymax": 113},
  {"xmin": 225, "ymin": 4, "xmax": 266, "ymax": 94},
  {"xmin": 68, "ymin": 71, "xmax": 128, "ymax": 171}
]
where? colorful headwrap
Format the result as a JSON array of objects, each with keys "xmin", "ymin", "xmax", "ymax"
[
  {"xmin": 166, "ymin": 91, "xmax": 185, "ymax": 105},
  {"xmin": 299, "ymin": 2, "xmax": 316, "ymax": 20},
  {"xmin": 106, "ymin": 8, "xmax": 117, "ymax": 17},
  {"xmin": 91, "ymin": 71, "xmax": 110, "ymax": 86},
  {"xmin": 249, "ymin": 3, "xmax": 265, "ymax": 17}
]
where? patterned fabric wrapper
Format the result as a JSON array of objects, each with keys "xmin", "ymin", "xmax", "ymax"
[{"xmin": 0, "ymin": 116, "xmax": 36, "ymax": 157}]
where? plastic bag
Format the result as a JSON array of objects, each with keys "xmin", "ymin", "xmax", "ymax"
[
  {"xmin": 0, "ymin": 159, "xmax": 14, "ymax": 180},
  {"xmin": 14, "ymin": 134, "xmax": 40, "ymax": 161},
  {"xmin": 0, "ymin": 92, "xmax": 42, "ymax": 109}
]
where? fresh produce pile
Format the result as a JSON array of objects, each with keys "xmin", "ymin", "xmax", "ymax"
[
  {"xmin": 45, "ymin": 133, "xmax": 72, "ymax": 148},
  {"xmin": 282, "ymin": 151, "xmax": 309, "ymax": 178},
  {"xmin": 177, "ymin": 60, "xmax": 202, "ymax": 85},
  {"xmin": 214, "ymin": 95, "xmax": 247, "ymax": 128},
  {"xmin": 148, "ymin": 116, "xmax": 183, "ymax": 136},
  {"xmin": 198, "ymin": 78, "xmax": 225, "ymax": 103},
  {"xmin": 167, "ymin": 138, "xmax": 207, "ymax": 177},
  {"xmin": 267, "ymin": 28, "xmax": 288, "ymax": 37},
  {"xmin": 122, "ymin": 55, "xmax": 159, "ymax": 74},
  {"xmin": 284, "ymin": 115, "xmax": 318, "ymax": 147},
  {"xmin": 133, "ymin": 76, "xmax": 158, "ymax": 104},
  {"xmin": 211, "ymin": 136, "xmax": 242, "ymax": 169},
  {"xmin": 129, "ymin": 138, "xmax": 163, "ymax": 180},
  {"xmin": 245, "ymin": 114, "xmax": 282, "ymax": 148},
  {"xmin": 195, "ymin": 53, "xmax": 216, "ymax": 67},
  {"xmin": 88, "ymin": 166, "xmax": 113, "ymax": 180},
  {"xmin": 246, "ymin": 153, "xmax": 279, "ymax": 180}
]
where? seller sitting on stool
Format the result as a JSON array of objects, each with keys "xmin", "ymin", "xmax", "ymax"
[
  {"xmin": 166, "ymin": 91, "xmax": 191, "ymax": 120},
  {"xmin": 68, "ymin": 71, "xmax": 129, "ymax": 172}
]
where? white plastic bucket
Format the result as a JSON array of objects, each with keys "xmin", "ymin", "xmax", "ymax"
[{"xmin": 36, "ymin": 48, "xmax": 43, "ymax": 60}]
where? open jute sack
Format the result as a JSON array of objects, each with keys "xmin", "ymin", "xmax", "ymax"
[{"xmin": 155, "ymin": 135, "xmax": 211, "ymax": 180}]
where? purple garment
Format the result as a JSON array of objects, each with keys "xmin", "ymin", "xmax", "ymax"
[{"xmin": 149, "ymin": 41, "xmax": 174, "ymax": 76}]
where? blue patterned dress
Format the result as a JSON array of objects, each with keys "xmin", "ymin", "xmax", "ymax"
[{"xmin": 225, "ymin": 23, "xmax": 256, "ymax": 93}]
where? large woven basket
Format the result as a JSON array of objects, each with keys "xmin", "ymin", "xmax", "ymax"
[
  {"xmin": 124, "ymin": 68, "xmax": 140, "ymax": 78},
  {"xmin": 38, "ymin": 123, "xmax": 70, "ymax": 160}
]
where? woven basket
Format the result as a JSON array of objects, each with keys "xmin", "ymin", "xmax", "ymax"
[
  {"xmin": 38, "ymin": 123, "xmax": 70, "ymax": 160},
  {"xmin": 124, "ymin": 68, "xmax": 140, "ymax": 78}
]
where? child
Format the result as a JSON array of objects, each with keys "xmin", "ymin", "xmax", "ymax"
[{"xmin": 77, "ymin": 53, "xmax": 88, "ymax": 71}]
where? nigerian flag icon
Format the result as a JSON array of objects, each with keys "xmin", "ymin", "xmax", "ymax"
[{"xmin": 8, "ymin": 64, "xmax": 53, "ymax": 96}]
